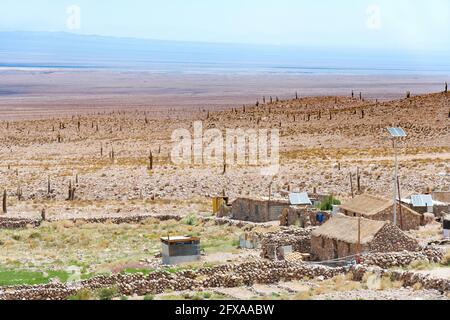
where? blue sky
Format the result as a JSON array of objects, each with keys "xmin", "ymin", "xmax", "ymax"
[{"xmin": 1, "ymin": 0, "xmax": 449, "ymax": 52}]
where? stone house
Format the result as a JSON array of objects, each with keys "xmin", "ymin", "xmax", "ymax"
[
  {"xmin": 231, "ymin": 197, "xmax": 290, "ymax": 223},
  {"xmin": 311, "ymin": 215, "xmax": 420, "ymax": 261},
  {"xmin": 339, "ymin": 194, "xmax": 422, "ymax": 231}
]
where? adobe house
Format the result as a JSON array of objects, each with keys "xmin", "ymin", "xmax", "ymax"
[
  {"xmin": 161, "ymin": 236, "xmax": 201, "ymax": 265},
  {"xmin": 311, "ymin": 215, "xmax": 420, "ymax": 261},
  {"xmin": 339, "ymin": 194, "xmax": 422, "ymax": 231},
  {"xmin": 231, "ymin": 197, "xmax": 290, "ymax": 223}
]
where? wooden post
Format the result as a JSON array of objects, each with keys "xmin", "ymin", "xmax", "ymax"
[
  {"xmin": 397, "ymin": 176, "xmax": 403, "ymax": 230},
  {"xmin": 356, "ymin": 214, "xmax": 361, "ymax": 263},
  {"xmin": 350, "ymin": 173, "xmax": 354, "ymax": 198},
  {"xmin": 357, "ymin": 167, "xmax": 361, "ymax": 193}
]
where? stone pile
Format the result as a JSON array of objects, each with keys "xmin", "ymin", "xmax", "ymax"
[
  {"xmin": 368, "ymin": 223, "xmax": 420, "ymax": 253},
  {"xmin": 260, "ymin": 228, "xmax": 313, "ymax": 260},
  {"xmin": 361, "ymin": 247, "xmax": 444, "ymax": 269}
]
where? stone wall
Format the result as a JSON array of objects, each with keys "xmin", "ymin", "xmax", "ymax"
[
  {"xmin": 360, "ymin": 247, "xmax": 444, "ymax": 269},
  {"xmin": 1, "ymin": 254, "xmax": 448, "ymax": 300},
  {"xmin": 0, "ymin": 261, "xmax": 342, "ymax": 300},
  {"xmin": 0, "ymin": 217, "xmax": 41, "ymax": 229},
  {"xmin": 370, "ymin": 204, "xmax": 422, "ymax": 231},
  {"xmin": 260, "ymin": 228, "xmax": 313, "ymax": 260},
  {"xmin": 0, "ymin": 215, "xmax": 185, "ymax": 230}
]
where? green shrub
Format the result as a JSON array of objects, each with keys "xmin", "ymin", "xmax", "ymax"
[
  {"xmin": 144, "ymin": 294, "xmax": 155, "ymax": 300},
  {"xmin": 68, "ymin": 289, "xmax": 92, "ymax": 300},
  {"xmin": 97, "ymin": 287, "xmax": 118, "ymax": 300},
  {"xmin": 202, "ymin": 292, "xmax": 212, "ymax": 299},
  {"xmin": 318, "ymin": 196, "xmax": 341, "ymax": 211},
  {"xmin": 183, "ymin": 215, "xmax": 198, "ymax": 226}
]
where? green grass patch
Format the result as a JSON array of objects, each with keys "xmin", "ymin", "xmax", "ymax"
[{"xmin": 0, "ymin": 269, "xmax": 70, "ymax": 286}]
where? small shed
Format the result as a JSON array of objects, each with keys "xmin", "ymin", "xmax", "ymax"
[
  {"xmin": 161, "ymin": 236, "xmax": 201, "ymax": 265},
  {"xmin": 311, "ymin": 215, "xmax": 419, "ymax": 261},
  {"xmin": 444, "ymin": 216, "xmax": 450, "ymax": 239},
  {"xmin": 410, "ymin": 194, "xmax": 434, "ymax": 213}
]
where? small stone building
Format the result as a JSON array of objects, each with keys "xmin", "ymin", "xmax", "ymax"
[
  {"xmin": 339, "ymin": 194, "xmax": 422, "ymax": 231},
  {"xmin": 311, "ymin": 215, "xmax": 420, "ymax": 261},
  {"xmin": 231, "ymin": 197, "xmax": 290, "ymax": 223}
]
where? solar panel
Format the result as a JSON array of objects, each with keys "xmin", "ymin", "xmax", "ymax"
[
  {"xmin": 387, "ymin": 127, "xmax": 407, "ymax": 138},
  {"xmin": 289, "ymin": 192, "xmax": 312, "ymax": 205},
  {"xmin": 411, "ymin": 195, "xmax": 434, "ymax": 207}
]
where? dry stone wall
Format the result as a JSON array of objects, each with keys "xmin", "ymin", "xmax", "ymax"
[
  {"xmin": 1, "ymin": 256, "xmax": 448, "ymax": 300},
  {"xmin": 260, "ymin": 228, "xmax": 314, "ymax": 260},
  {"xmin": 361, "ymin": 247, "xmax": 444, "ymax": 269}
]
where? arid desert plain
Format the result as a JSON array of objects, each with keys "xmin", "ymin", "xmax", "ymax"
[{"xmin": 0, "ymin": 70, "xmax": 449, "ymax": 300}]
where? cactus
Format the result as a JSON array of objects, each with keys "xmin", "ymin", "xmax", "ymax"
[
  {"xmin": 47, "ymin": 175, "xmax": 51, "ymax": 195},
  {"xmin": 148, "ymin": 150, "xmax": 153, "ymax": 170},
  {"xmin": 406, "ymin": 91, "xmax": 411, "ymax": 99},
  {"xmin": 17, "ymin": 184, "xmax": 22, "ymax": 201},
  {"xmin": 295, "ymin": 91, "xmax": 298, "ymax": 100},
  {"xmin": 67, "ymin": 181, "xmax": 76, "ymax": 201},
  {"xmin": 445, "ymin": 82, "xmax": 448, "ymax": 93},
  {"xmin": 2, "ymin": 189, "xmax": 7, "ymax": 214}
]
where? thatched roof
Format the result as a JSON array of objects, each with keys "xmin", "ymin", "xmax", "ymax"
[
  {"xmin": 311, "ymin": 214, "xmax": 387, "ymax": 245},
  {"xmin": 340, "ymin": 194, "xmax": 393, "ymax": 216}
]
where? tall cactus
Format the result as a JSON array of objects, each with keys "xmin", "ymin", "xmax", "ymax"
[{"xmin": 2, "ymin": 190, "xmax": 7, "ymax": 214}]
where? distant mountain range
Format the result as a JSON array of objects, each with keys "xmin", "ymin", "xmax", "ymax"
[{"xmin": 0, "ymin": 31, "xmax": 449, "ymax": 74}]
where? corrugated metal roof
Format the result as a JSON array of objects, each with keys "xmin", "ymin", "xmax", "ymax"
[
  {"xmin": 411, "ymin": 195, "xmax": 434, "ymax": 207},
  {"xmin": 387, "ymin": 127, "xmax": 407, "ymax": 137},
  {"xmin": 289, "ymin": 192, "xmax": 312, "ymax": 205}
]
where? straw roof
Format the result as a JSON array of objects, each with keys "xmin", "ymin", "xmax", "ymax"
[
  {"xmin": 340, "ymin": 194, "xmax": 393, "ymax": 216},
  {"xmin": 312, "ymin": 214, "xmax": 387, "ymax": 245}
]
